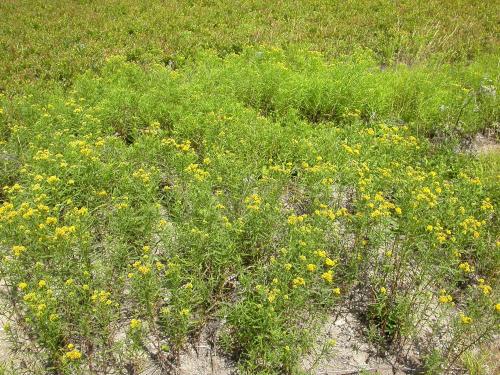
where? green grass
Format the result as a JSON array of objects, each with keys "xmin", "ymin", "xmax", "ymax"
[
  {"xmin": 0, "ymin": 0, "xmax": 498, "ymax": 92},
  {"xmin": 0, "ymin": 2, "xmax": 499, "ymax": 374}
]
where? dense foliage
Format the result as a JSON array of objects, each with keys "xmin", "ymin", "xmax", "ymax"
[
  {"xmin": 0, "ymin": 48, "xmax": 498, "ymax": 374},
  {"xmin": 0, "ymin": 1, "xmax": 498, "ymax": 374}
]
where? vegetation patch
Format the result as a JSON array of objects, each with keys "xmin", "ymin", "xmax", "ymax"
[
  {"xmin": 0, "ymin": 1, "xmax": 499, "ymax": 374},
  {"xmin": 0, "ymin": 48, "xmax": 498, "ymax": 374}
]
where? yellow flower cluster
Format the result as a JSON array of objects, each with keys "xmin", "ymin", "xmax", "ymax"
[
  {"xmin": 321, "ymin": 271, "xmax": 333, "ymax": 283},
  {"xmin": 414, "ymin": 186, "xmax": 438, "ymax": 208},
  {"xmin": 161, "ymin": 137, "xmax": 192, "ymax": 152},
  {"xmin": 460, "ymin": 216, "xmax": 484, "ymax": 239},
  {"xmin": 314, "ymin": 204, "xmax": 336, "ymax": 220},
  {"xmin": 324, "ymin": 258, "xmax": 337, "ymax": 267},
  {"xmin": 314, "ymin": 249, "xmax": 327, "ymax": 258},
  {"xmin": 425, "ymin": 223, "xmax": 455, "ymax": 244},
  {"xmin": 266, "ymin": 289, "xmax": 278, "ymax": 303},
  {"xmin": 54, "ymin": 225, "xmax": 76, "ymax": 239},
  {"xmin": 480, "ymin": 198, "xmax": 493, "ymax": 211},
  {"xmin": 185, "ymin": 163, "xmax": 209, "ymax": 181},
  {"xmin": 12, "ymin": 245, "xmax": 27, "ymax": 257},
  {"xmin": 132, "ymin": 168, "xmax": 151, "ymax": 184},
  {"xmin": 64, "ymin": 344, "xmax": 82, "ymax": 360},
  {"xmin": 439, "ymin": 290, "xmax": 453, "ymax": 304},
  {"xmin": 245, "ymin": 194, "xmax": 262, "ymax": 211},
  {"xmin": 132, "ymin": 260, "xmax": 151, "ymax": 275},
  {"xmin": 91, "ymin": 290, "xmax": 113, "ymax": 306},
  {"xmin": 33, "ymin": 149, "xmax": 52, "ymax": 161},
  {"xmin": 287, "ymin": 214, "xmax": 307, "ymax": 225},
  {"xmin": 459, "ymin": 314, "xmax": 472, "ymax": 324},
  {"xmin": 292, "ymin": 277, "xmax": 305, "ymax": 288},
  {"xmin": 306, "ymin": 264, "xmax": 317, "ymax": 272},
  {"xmin": 458, "ymin": 262, "xmax": 473, "ymax": 273},
  {"xmin": 364, "ymin": 192, "xmax": 400, "ymax": 218},
  {"xmin": 268, "ymin": 163, "xmax": 293, "ymax": 174},
  {"xmin": 478, "ymin": 279, "xmax": 492, "ymax": 295},
  {"xmin": 458, "ymin": 172, "xmax": 482, "ymax": 186},
  {"xmin": 130, "ymin": 318, "xmax": 142, "ymax": 329},
  {"xmin": 377, "ymin": 128, "xmax": 419, "ymax": 148},
  {"xmin": 342, "ymin": 143, "xmax": 361, "ymax": 156}
]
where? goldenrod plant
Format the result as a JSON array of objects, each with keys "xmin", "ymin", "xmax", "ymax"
[{"xmin": 0, "ymin": 2, "xmax": 498, "ymax": 374}]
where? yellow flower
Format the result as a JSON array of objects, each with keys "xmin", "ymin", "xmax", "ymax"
[
  {"xmin": 292, "ymin": 277, "xmax": 305, "ymax": 288},
  {"xmin": 54, "ymin": 225, "xmax": 76, "ymax": 238},
  {"xmin": 460, "ymin": 314, "xmax": 472, "ymax": 324},
  {"xmin": 130, "ymin": 319, "xmax": 142, "ymax": 330},
  {"xmin": 23, "ymin": 292, "xmax": 35, "ymax": 302},
  {"xmin": 46, "ymin": 175, "xmax": 60, "ymax": 184},
  {"xmin": 137, "ymin": 265, "xmax": 151, "ymax": 275},
  {"xmin": 267, "ymin": 289, "xmax": 278, "ymax": 303},
  {"xmin": 481, "ymin": 198, "xmax": 493, "ymax": 211},
  {"xmin": 65, "ymin": 348, "xmax": 82, "ymax": 360},
  {"xmin": 306, "ymin": 264, "xmax": 317, "ymax": 272},
  {"xmin": 46, "ymin": 217, "xmax": 58, "ymax": 225},
  {"xmin": 314, "ymin": 249, "xmax": 327, "ymax": 258},
  {"xmin": 12, "ymin": 245, "xmax": 26, "ymax": 257},
  {"xmin": 245, "ymin": 194, "xmax": 262, "ymax": 211},
  {"xmin": 321, "ymin": 271, "xmax": 333, "ymax": 283},
  {"xmin": 76, "ymin": 207, "xmax": 88, "ymax": 216},
  {"xmin": 436, "ymin": 233, "xmax": 447, "ymax": 243},
  {"xmin": 380, "ymin": 287, "xmax": 387, "ymax": 294},
  {"xmin": 479, "ymin": 284, "xmax": 492, "ymax": 295},
  {"xmin": 288, "ymin": 214, "xmax": 307, "ymax": 225},
  {"xmin": 18, "ymin": 282, "xmax": 28, "ymax": 290},
  {"xmin": 132, "ymin": 168, "xmax": 151, "ymax": 183},
  {"xmin": 97, "ymin": 190, "xmax": 108, "ymax": 197},
  {"xmin": 495, "ymin": 303, "xmax": 500, "ymax": 313},
  {"xmin": 439, "ymin": 294, "xmax": 453, "ymax": 304},
  {"xmin": 332, "ymin": 287, "xmax": 341, "ymax": 295},
  {"xmin": 38, "ymin": 280, "xmax": 46, "ymax": 288},
  {"xmin": 324, "ymin": 258, "xmax": 337, "ymax": 267},
  {"xmin": 458, "ymin": 262, "xmax": 472, "ymax": 273}
]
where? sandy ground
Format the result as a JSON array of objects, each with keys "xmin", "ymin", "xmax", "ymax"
[{"xmin": 301, "ymin": 312, "xmax": 411, "ymax": 375}]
